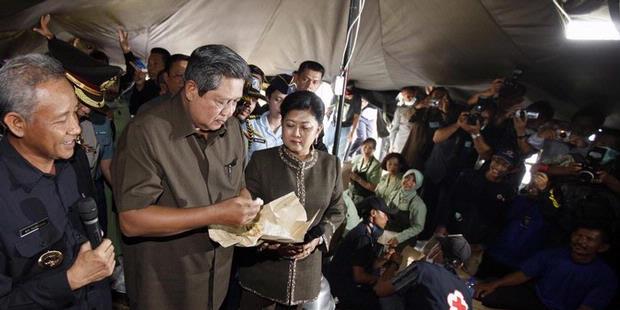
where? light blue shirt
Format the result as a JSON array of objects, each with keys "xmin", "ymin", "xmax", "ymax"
[{"xmin": 243, "ymin": 112, "xmax": 283, "ymax": 162}]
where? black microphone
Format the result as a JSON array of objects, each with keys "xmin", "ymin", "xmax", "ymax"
[{"xmin": 77, "ymin": 197, "xmax": 103, "ymax": 248}]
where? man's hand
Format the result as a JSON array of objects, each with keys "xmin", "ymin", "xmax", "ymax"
[
  {"xmin": 387, "ymin": 237, "xmax": 399, "ymax": 248},
  {"xmin": 388, "ymin": 251, "xmax": 402, "ymax": 265},
  {"xmin": 456, "ymin": 112, "xmax": 469, "ymax": 129},
  {"xmin": 532, "ymin": 172, "xmax": 549, "ymax": 192},
  {"xmin": 117, "ymin": 28, "xmax": 131, "ymax": 54},
  {"xmin": 512, "ymin": 114, "xmax": 527, "ymax": 136},
  {"xmin": 66, "ymin": 239, "xmax": 115, "ymax": 290},
  {"xmin": 33, "ymin": 14, "xmax": 54, "ymax": 40},
  {"xmin": 474, "ymin": 281, "xmax": 498, "ymax": 299},
  {"xmin": 486, "ymin": 79, "xmax": 504, "ymax": 97},
  {"xmin": 347, "ymin": 129, "xmax": 357, "ymax": 142},
  {"xmin": 460, "ymin": 117, "xmax": 481, "ymax": 135},
  {"xmin": 214, "ymin": 197, "xmax": 262, "ymax": 226},
  {"xmin": 565, "ymin": 162, "xmax": 584, "ymax": 175}
]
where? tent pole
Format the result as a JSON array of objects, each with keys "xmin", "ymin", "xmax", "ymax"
[{"xmin": 331, "ymin": 0, "xmax": 361, "ymax": 158}]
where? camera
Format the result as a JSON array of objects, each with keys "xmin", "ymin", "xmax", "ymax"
[
  {"xmin": 556, "ymin": 129, "xmax": 571, "ymax": 143},
  {"xmin": 467, "ymin": 104, "xmax": 485, "ymax": 125},
  {"xmin": 515, "ymin": 109, "xmax": 539, "ymax": 120},
  {"xmin": 577, "ymin": 146, "xmax": 607, "ymax": 183},
  {"xmin": 499, "ymin": 69, "xmax": 525, "ymax": 98},
  {"xmin": 429, "ymin": 98, "xmax": 440, "ymax": 108}
]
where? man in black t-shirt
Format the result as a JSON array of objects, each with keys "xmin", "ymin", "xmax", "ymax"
[
  {"xmin": 438, "ymin": 149, "xmax": 518, "ymax": 244},
  {"xmin": 374, "ymin": 235, "xmax": 473, "ymax": 310},
  {"xmin": 328, "ymin": 196, "xmax": 396, "ymax": 310}
]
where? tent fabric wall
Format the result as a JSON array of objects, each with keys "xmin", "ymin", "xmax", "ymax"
[{"xmin": 1, "ymin": 0, "xmax": 619, "ymax": 123}]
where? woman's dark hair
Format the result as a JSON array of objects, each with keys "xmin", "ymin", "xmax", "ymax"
[
  {"xmin": 380, "ymin": 153, "xmax": 408, "ymax": 172},
  {"xmin": 280, "ymin": 90, "xmax": 324, "ymax": 124},
  {"xmin": 362, "ymin": 137, "xmax": 377, "ymax": 149}
]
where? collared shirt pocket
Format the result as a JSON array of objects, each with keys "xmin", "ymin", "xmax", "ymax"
[{"xmin": 13, "ymin": 225, "xmax": 68, "ymax": 277}]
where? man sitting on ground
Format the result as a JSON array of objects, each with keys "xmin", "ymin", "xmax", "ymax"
[{"xmin": 475, "ymin": 225, "xmax": 618, "ymax": 310}]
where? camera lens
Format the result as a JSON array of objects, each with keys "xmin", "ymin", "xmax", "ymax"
[{"xmin": 577, "ymin": 170, "xmax": 595, "ymax": 183}]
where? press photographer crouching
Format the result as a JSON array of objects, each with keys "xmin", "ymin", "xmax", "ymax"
[{"xmin": 327, "ymin": 196, "xmax": 396, "ymax": 310}]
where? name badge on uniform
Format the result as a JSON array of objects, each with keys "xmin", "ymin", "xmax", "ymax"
[
  {"xmin": 19, "ymin": 218, "xmax": 49, "ymax": 238},
  {"xmin": 464, "ymin": 141, "xmax": 472, "ymax": 148},
  {"xmin": 38, "ymin": 250, "xmax": 64, "ymax": 269},
  {"xmin": 429, "ymin": 121, "xmax": 440, "ymax": 129},
  {"xmin": 252, "ymin": 137, "xmax": 267, "ymax": 144}
]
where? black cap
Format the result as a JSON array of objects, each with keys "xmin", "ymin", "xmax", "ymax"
[
  {"xmin": 243, "ymin": 76, "xmax": 267, "ymax": 101},
  {"xmin": 357, "ymin": 196, "xmax": 396, "ymax": 218},
  {"xmin": 493, "ymin": 148, "xmax": 518, "ymax": 167},
  {"xmin": 48, "ymin": 38, "xmax": 122, "ymax": 109},
  {"xmin": 438, "ymin": 235, "xmax": 471, "ymax": 263},
  {"xmin": 267, "ymin": 74, "xmax": 293, "ymax": 96}
]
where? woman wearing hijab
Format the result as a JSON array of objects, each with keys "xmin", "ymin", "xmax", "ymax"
[
  {"xmin": 385, "ymin": 169, "xmax": 427, "ymax": 248},
  {"xmin": 374, "ymin": 152, "xmax": 408, "ymax": 202},
  {"xmin": 239, "ymin": 91, "xmax": 345, "ymax": 309}
]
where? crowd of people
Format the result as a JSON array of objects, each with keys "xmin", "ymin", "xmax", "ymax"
[{"xmin": 0, "ymin": 14, "xmax": 619, "ymax": 310}]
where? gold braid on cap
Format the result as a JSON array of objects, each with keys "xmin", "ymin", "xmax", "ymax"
[
  {"xmin": 65, "ymin": 72, "xmax": 101, "ymax": 97},
  {"xmin": 100, "ymin": 75, "xmax": 118, "ymax": 92},
  {"xmin": 73, "ymin": 87, "xmax": 105, "ymax": 108}
]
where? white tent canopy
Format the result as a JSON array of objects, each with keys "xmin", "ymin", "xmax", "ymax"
[{"xmin": 1, "ymin": 0, "xmax": 619, "ymax": 125}]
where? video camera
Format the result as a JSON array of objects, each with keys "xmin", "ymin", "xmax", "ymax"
[{"xmin": 576, "ymin": 146, "xmax": 608, "ymax": 183}]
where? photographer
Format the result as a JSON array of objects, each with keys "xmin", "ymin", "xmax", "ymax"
[
  {"xmin": 539, "ymin": 108, "xmax": 605, "ymax": 165},
  {"xmin": 420, "ymin": 100, "xmax": 492, "ymax": 238},
  {"xmin": 512, "ymin": 100, "xmax": 555, "ymax": 155},
  {"xmin": 464, "ymin": 76, "xmax": 527, "ymax": 161},
  {"xmin": 401, "ymin": 87, "xmax": 456, "ymax": 169}
]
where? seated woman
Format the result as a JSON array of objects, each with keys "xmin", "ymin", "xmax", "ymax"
[
  {"xmin": 349, "ymin": 138, "xmax": 382, "ymax": 204},
  {"xmin": 375, "ymin": 152, "xmax": 408, "ymax": 202},
  {"xmin": 239, "ymin": 91, "xmax": 345, "ymax": 309},
  {"xmin": 385, "ymin": 169, "xmax": 427, "ymax": 248}
]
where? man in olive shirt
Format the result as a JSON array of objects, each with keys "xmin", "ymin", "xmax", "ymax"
[{"xmin": 112, "ymin": 45, "xmax": 261, "ymax": 310}]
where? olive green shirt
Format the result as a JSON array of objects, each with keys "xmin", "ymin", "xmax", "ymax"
[{"xmin": 112, "ymin": 95, "xmax": 246, "ymax": 310}]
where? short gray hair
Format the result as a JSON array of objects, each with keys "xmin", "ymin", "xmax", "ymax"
[
  {"xmin": 185, "ymin": 44, "xmax": 251, "ymax": 96},
  {"xmin": 0, "ymin": 54, "xmax": 66, "ymax": 120}
]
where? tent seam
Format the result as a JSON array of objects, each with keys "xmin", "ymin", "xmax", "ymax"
[
  {"xmin": 476, "ymin": 0, "xmax": 533, "ymax": 64},
  {"xmin": 248, "ymin": 0, "xmax": 283, "ymax": 61},
  {"xmin": 375, "ymin": 0, "xmax": 397, "ymax": 88}
]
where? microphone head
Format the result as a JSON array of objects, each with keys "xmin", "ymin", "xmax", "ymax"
[{"xmin": 77, "ymin": 197, "xmax": 98, "ymax": 221}]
